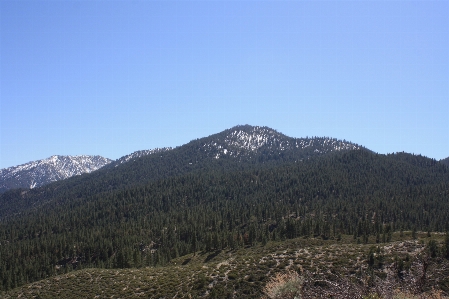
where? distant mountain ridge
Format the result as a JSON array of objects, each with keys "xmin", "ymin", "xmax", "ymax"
[
  {"xmin": 0, "ymin": 125, "xmax": 362, "ymax": 192},
  {"xmin": 0, "ymin": 155, "xmax": 112, "ymax": 192}
]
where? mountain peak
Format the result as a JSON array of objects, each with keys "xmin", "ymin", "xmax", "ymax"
[
  {"xmin": 199, "ymin": 125, "xmax": 360, "ymax": 160},
  {"xmin": 226, "ymin": 125, "xmax": 284, "ymax": 137},
  {"xmin": 223, "ymin": 125, "xmax": 287, "ymax": 151}
]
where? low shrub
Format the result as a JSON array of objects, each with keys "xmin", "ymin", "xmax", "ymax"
[{"xmin": 262, "ymin": 270, "xmax": 303, "ymax": 299}]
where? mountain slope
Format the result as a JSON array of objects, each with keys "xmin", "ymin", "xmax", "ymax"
[
  {"xmin": 108, "ymin": 147, "xmax": 173, "ymax": 168},
  {"xmin": 0, "ymin": 155, "xmax": 112, "ymax": 192}
]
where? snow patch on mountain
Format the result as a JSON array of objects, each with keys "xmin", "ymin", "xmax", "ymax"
[
  {"xmin": 203, "ymin": 125, "xmax": 360, "ymax": 159},
  {"xmin": 224, "ymin": 127, "xmax": 282, "ymax": 151}
]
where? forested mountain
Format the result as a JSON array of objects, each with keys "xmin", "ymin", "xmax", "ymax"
[
  {"xmin": 0, "ymin": 155, "xmax": 112, "ymax": 193},
  {"xmin": 441, "ymin": 157, "xmax": 449, "ymax": 167},
  {"xmin": 0, "ymin": 145, "xmax": 448, "ymax": 291},
  {"xmin": 0, "ymin": 125, "xmax": 361, "ymax": 218}
]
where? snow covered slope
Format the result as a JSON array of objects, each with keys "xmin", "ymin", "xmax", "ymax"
[{"xmin": 0, "ymin": 155, "xmax": 112, "ymax": 192}]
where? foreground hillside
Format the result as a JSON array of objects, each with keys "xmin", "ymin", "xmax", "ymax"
[
  {"xmin": 3, "ymin": 233, "xmax": 449, "ymax": 298},
  {"xmin": 0, "ymin": 148, "xmax": 448, "ymax": 292}
]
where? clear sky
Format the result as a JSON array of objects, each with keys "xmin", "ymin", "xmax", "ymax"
[{"xmin": 1, "ymin": 0, "xmax": 448, "ymax": 169}]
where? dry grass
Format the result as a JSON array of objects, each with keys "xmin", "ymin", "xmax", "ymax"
[
  {"xmin": 259, "ymin": 265, "xmax": 449, "ymax": 299},
  {"xmin": 393, "ymin": 289, "xmax": 447, "ymax": 299}
]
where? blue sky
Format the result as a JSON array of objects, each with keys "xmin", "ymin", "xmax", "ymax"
[{"xmin": 1, "ymin": 0, "xmax": 448, "ymax": 169}]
